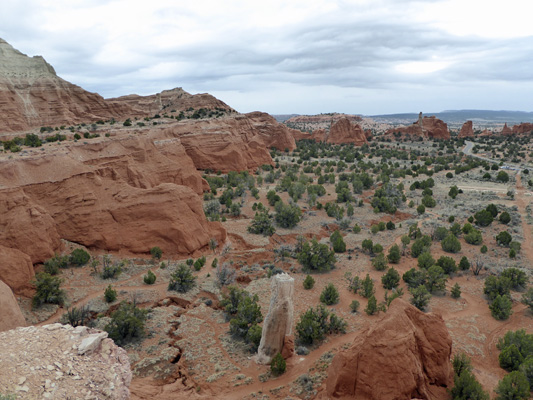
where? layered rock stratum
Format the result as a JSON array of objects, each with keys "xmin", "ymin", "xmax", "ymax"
[
  {"xmin": 0, "ymin": 324, "xmax": 131, "ymax": 399},
  {"xmin": 326, "ymin": 299, "xmax": 453, "ymax": 400}
]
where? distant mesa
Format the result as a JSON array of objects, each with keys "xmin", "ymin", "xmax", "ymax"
[
  {"xmin": 385, "ymin": 112, "xmax": 450, "ymax": 140},
  {"xmin": 327, "ymin": 299, "xmax": 453, "ymax": 400},
  {"xmin": 458, "ymin": 120, "xmax": 474, "ymax": 138}
]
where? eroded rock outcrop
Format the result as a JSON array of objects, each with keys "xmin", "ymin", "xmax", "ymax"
[
  {"xmin": 0, "ymin": 280, "xmax": 26, "ymax": 332},
  {"xmin": 327, "ymin": 118, "xmax": 368, "ymax": 145},
  {"xmin": 0, "ymin": 38, "xmax": 136, "ymax": 133},
  {"xmin": 0, "ymin": 245, "xmax": 35, "ymax": 296},
  {"xmin": 0, "ymin": 324, "xmax": 131, "ymax": 399},
  {"xmin": 512, "ymin": 122, "xmax": 533, "ymax": 134},
  {"xmin": 385, "ymin": 113, "xmax": 450, "ymax": 140},
  {"xmin": 458, "ymin": 120, "xmax": 474, "ymax": 138},
  {"xmin": 256, "ymin": 273, "xmax": 295, "ymax": 364},
  {"xmin": 327, "ymin": 299, "xmax": 453, "ymax": 400},
  {"xmin": 501, "ymin": 123, "xmax": 512, "ymax": 136}
]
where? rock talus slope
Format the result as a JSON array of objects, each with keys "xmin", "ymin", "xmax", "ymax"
[
  {"xmin": 326, "ymin": 299, "xmax": 453, "ymax": 400},
  {"xmin": 0, "ymin": 324, "xmax": 131, "ymax": 399}
]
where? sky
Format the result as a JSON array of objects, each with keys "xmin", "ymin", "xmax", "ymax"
[{"xmin": 1, "ymin": 0, "xmax": 533, "ymax": 115}]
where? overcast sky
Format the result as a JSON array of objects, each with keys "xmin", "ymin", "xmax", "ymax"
[{"xmin": 1, "ymin": 0, "xmax": 533, "ymax": 115}]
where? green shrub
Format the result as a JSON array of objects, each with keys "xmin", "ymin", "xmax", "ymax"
[
  {"xmin": 459, "ymin": 256, "xmax": 470, "ymax": 271},
  {"xmin": 451, "ymin": 283, "xmax": 461, "ymax": 299},
  {"xmin": 303, "ymin": 275, "xmax": 315, "ymax": 290},
  {"xmin": 364, "ymin": 295, "xmax": 379, "ymax": 315},
  {"xmin": 433, "ymin": 226, "xmax": 449, "ymax": 241},
  {"xmin": 500, "ymin": 211, "xmax": 511, "ymax": 224},
  {"xmin": 436, "ymin": 256, "xmax": 457, "ymax": 275},
  {"xmin": 295, "ymin": 305, "xmax": 346, "ymax": 345},
  {"xmin": 44, "ymin": 253, "xmax": 69, "ymax": 274},
  {"xmin": 521, "ymin": 288, "xmax": 533, "ymax": 311},
  {"xmin": 426, "ymin": 265, "xmax": 447, "ymax": 293},
  {"xmin": 61, "ymin": 305, "xmax": 90, "ymax": 327},
  {"xmin": 403, "ymin": 268, "xmax": 427, "ymax": 289},
  {"xmin": 417, "ymin": 251, "xmax": 435, "ymax": 269},
  {"xmin": 411, "ymin": 235, "xmax": 432, "ymax": 258},
  {"xmin": 320, "ymin": 283, "xmax": 340, "ymax": 305},
  {"xmin": 349, "ymin": 300, "xmax": 360, "ymax": 313},
  {"xmin": 474, "ymin": 209, "xmax": 493, "ymax": 227},
  {"xmin": 32, "ymin": 272, "xmax": 66, "ymax": 308},
  {"xmin": 274, "ymin": 201, "xmax": 301, "ymax": 228},
  {"xmin": 330, "ymin": 230, "xmax": 346, "ymax": 253},
  {"xmin": 387, "ymin": 244, "xmax": 401, "ymax": 263},
  {"xmin": 450, "ymin": 370, "xmax": 489, "ymax": 400},
  {"xmin": 168, "ymin": 264, "xmax": 196, "ymax": 292},
  {"xmin": 297, "ymin": 239, "xmax": 336, "ymax": 273},
  {"xmin": 371, "ymin": 252, "xmax": 388, "ymax": 271},
  {"xmin": 453, "ymin": 352, "xmax": 472, "ymax": 376},
  {"xmin": 441, "ymin": 233, "xmax": 461, "ymax": 253},
  {"xmin": 101, "ymin": 263, "xmax": 122, "ymax": 279},
  {"xmin": 104, "ymin": 301, "xmax": 148, "ymax": 346},
  {"xmin": 417, "ymin": 204, "xmax": 426, "ymax": 215},
  {"xmin": 150, "ymin": 246, "xmax": 162, "ymax": 260},
  {"xmin": 480, "ymin": 245, "xmax": 488, "ymax": 254},
  {"xmin": 248, "ymin": 210, "xmax": 275, "ymax": 236},
  {"xmin": 271, "ymin": 352, "xmax": 286, "ymax": 376},
  {"xmin": 501, "ymin": 268, "xmax": 528, "ymax": 289},
  {"xmin": 490, "ymin": 295, "xmax": 513, "ymax": 320},
  {"xmin": 495, "ymin": 371, "xmax": 530, "ymax": 400},
  {"xmin": 143, "ymin": 270, "xmax": 156, "ymax": 285},
  {"xmin": 464, "ymin": 229, "xmax": 483, "ymax": 245},
  {"xmin": 361, "ymin": 274, "xmax": 375, "ymax": 298},
  {"xmin": 104, "ymin": 284, "xmax": 117, "ymax": 303},
  {"xmin": 499, "ymin": 344, "xmax": 524, "ymax": 371},
  {"xmin": 69, "ymin": 248, "xmax": 90, "ymax": 266},
  {"xmin": 381, "ymin": 267, "xmax": 400, "ymax": 290},
  {"xmin": 484, "ymin": 276, "xmax": 512, "ymax": 301},
  {"xmin": 409, "ymin": 284, "xmax": 431, "ymax": 310},
  {"xmin": 520, "ymin": 356, "xmax": 533, "ymax": 389}
]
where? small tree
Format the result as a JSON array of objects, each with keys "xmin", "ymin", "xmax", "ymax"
[
  {"xmin": 32, "ymin": 272, "xmax": 66, "ymax": 309},
  {"xmin": 350, "ymin": 300, "xmax": 360, "ymax": 313},
  {"xmin": 490, "ymin": 294, "xmax": 513, "ymax": 320},
  {"xmin": 436, "ymin": 256, "xmax": 457, "ymax": 275},
  {"xmin": 248, "ymin": 210, "xmax": 276, "ymax": 236},
  {"xmin": 303, "ymin": 275, "xmax": 315, "ymax": 290},
  {"xmin": 501, "ymin": 268, "xmax": 528, "ymax": 289},
  {"xmin": 150, "ymin": 246, "xmax": 163, "ymax": 261},
  {"xmin": 500, "ymin": 211, "xmax": 511, "ymax": 224},
  {"xmin": 426, "ymin": 265, "xmax": 447, "ymax": 293},
  {"xmin": 459, "ymin": 256, "xmax": 470, "ymax": 271},
  {"xmin": 298, "ymin": 239, "xmax": 336, "ymax": 273},
  {"xmin": 499, "ymin": 344, "xmax": 524, "ymax": 371},
  {"xmin": 450, "ymin": 370, "xmax": 489, "ymax": 400},
  {"xmin": 330, "ymin": 230, "xmax": 346, "ymax": 253},
  {"xmin": 387, "ymin": 244, "xmax": 401, "ymax": 263},
  {"xmin": 451, "ymin": 283, "xmax": 461, "ymax": 299},
  {"xmin": 496, "ymin": 231, "xmax": 513, "ymax": 247},
  {"xmin": 372, "ymin": 252, "xmax": 388, "ymax": 271},
  {"xmin": 143, "ymin": 270, "xmax": 157, "ymax": 285},
  {"xmin": 474, "ymin": 210, "xmax": 493, "ymax": 227},
  {"xmin": 417, "ymin": 204, "xmax": 426, "ymax": 215},
  {"xmin": 381, "ymin": 267, "xmax": 400, "ymax": 290},
  {"xmin": 104, "ymin": 284, "xmax": 117, "ymax": 303},
  {"xmin": 365, "ymin": 295, "xmax": 378, "ymax": 315},
  {"xmin": 410, "ymin": 285, "xmax": 431, "ymax": 311},
  {"xmin": 168, "ymin": 264, "xmax": 197, "ymax": 292},
  {"xmin": 361, "ymin": 274, "xmax": 375, "ymax": 298},
  {"xmin": 494, "ymin": 371, "xmax": 530, "ymax": 400},
  {"xmin": 442, "ymin": 233, "xmax": 461, "ymax": 253},
  {"xmin": 320, "ymin": 283, "xmax": 340, "ymax": 305},
  {"xmin": 271, "ymin": 352, "xmax": 286, "ymax": 376},
  {"xmin": 418, "ymin": 251, "xmax": 435, "ymax": 269},
  {"xmin": 104, "ymin": 301, "xmax": 148, "ymax": 346},
  {"xmin": 521, "ymin": 288, "xmax": 533, "ymax": 312},
  {"xmin": 216, "ymin": 263, "xmax": 236, "ymax": 287},
  {"xmin": 70, "ymin": 248, "xmax": 90, "ymax": 266}
]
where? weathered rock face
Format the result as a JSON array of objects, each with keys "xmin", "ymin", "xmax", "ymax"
[
  {"xmin": 0, "ymin": 324, "xmax": 131, "ymax": 399},
  {"xmin": 111, "ymin": 87, "xmax": 236, "ymax": 117},
  {"xmin": 256, "ymin": 273, "xmax": 295, "ymax": 364},
  {"xmin": 327, "ymin": 299, "xmax": 453, "ymax": 400},
  {"xmin": 0, "ymin": 245, "xmax": 35, "ymax": 296},
  {"xmin": 512, "ymin": 122, "xmax": 533, "ymax": 134},
  {"xmin": 385, "ymin": 114, "xmax": 450, "ymax": 140},
  {"xmin": 327, "ymin": 118, "xmax": 368, "ymax": 145},
  {"xmin": 0, "ymin": 280, "xmax": 26, "ymax": 332},
  {"xmin": 501, "ymin": 123, "xmax": 512, "ymax": 136},
  {"xmin": 245, "ymin": 112, "xmax": 297, "ymax": 152},
  {"xmin": 0, "ymin": 38, "xmax": 136, "ymax": 133},
  {"xmin": 458, "ymin": 120, "xmax": 474, "ymax": 138},
  {"xmin": 0, "ymin": 135, "xmax": 226, "ymax": 264},
  {"xmin": 0, "ymin": 188, "xmax": 61, "ymax": 265}
]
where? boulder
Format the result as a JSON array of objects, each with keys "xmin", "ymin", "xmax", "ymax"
[
  {"xmin": 256, "ymin": 273, "xmax": 295, "ymax": 364},
  {"xmin": 327, "ymin": 299, "xmax": 453, "ymax": 400},
  {"xmin": 327, "ymin": 118, "xmax": 368, "ymax": 146},
  {"xmin": 458, "ymin": 120, "xmax": 474, "ymax": 138},
  {"xmin": 0, "ymin": 245, "xmax": 35, "ymax": 296},
  {"xmin": 0, "ymin": 280, "xmax": 26, "ymax": 332}
]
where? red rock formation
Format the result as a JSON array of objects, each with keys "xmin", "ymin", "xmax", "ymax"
[
  {"xmin": 0, "ymin": 38, "xmax": 136, "ymax": 133},
  {"xmin": 458, "ymin": 120, "xmax": 474, "ymax": 138},
  {"xmin": 0, "ymin": 135, "xmax": 226, "ymax": 263},
  {"xmin": 501, "ymin": 123, "xmax": 512, "ymax": 136},
  {"xmin": 286, "ymin": 113, "xmax": 362, "ymax": 124},
  {"xmin": 0, "ymin": 280, "xmax": 26, "ymax": 332},
  {"xmin": 327, "ymin": 299, "xmax": 453, "ymax": 400},
  {"xmin": 385, "ymin": 113, "xmax": 450, "ymax": 140},
  {"xmin": 512, "ymin": 122, "xmax": 533, "ymax": 134},
  {"xmin": 244, "ymin": 112, "xmax": 296, "ymax": 152},
  {"xmin": 327, "ymin": 118, "xmax": 368, "ymax": 145},
  {"xmin": 479, "ymin": 129, "xmax": 493, "ymax": 137},
  {"xmin": 0, "ymin": 245, "xmax": 35, "ymax": 296},
  {"xmin": 0, "ymin": 188, "xmax": 61, "ymax": 264}
]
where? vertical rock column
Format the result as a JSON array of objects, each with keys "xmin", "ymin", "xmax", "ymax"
[{"xmin": 256, "ymin": 273, "xmax": 294, "ymax": 364}]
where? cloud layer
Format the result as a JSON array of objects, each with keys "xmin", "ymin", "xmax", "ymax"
[{"xmin": 1, "ymin": 0, "xmax": 532, "ymax": 114}]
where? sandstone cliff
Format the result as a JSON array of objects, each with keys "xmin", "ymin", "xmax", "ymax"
[
  {"xmin": 385, "ymin": 113, "xmax": 450, "ymax": 140},
  {"xmin": 512, "ymin": 122, "xmax": 533, "ymax": 134},
  {"xmin": 327, "ymin": 117, "xmax": 368, "ymax": 145},
  {"xmin": 0, "ymin": 280, "xmax": 26, "ymax": 332},
  {"xmin": 458, "ymin": 120, "xmax": 474, "ymax": 138},
  {"xmin": 327, "ymin": 299, "xmax": 453, "ymax": 400},
  {"xmin": 0, "ymin": 324, "xmax": 131, "ymax": 399},
  {"xmin": 0, "ymin": 38, "xmax": 136, "ymax": 133}
]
